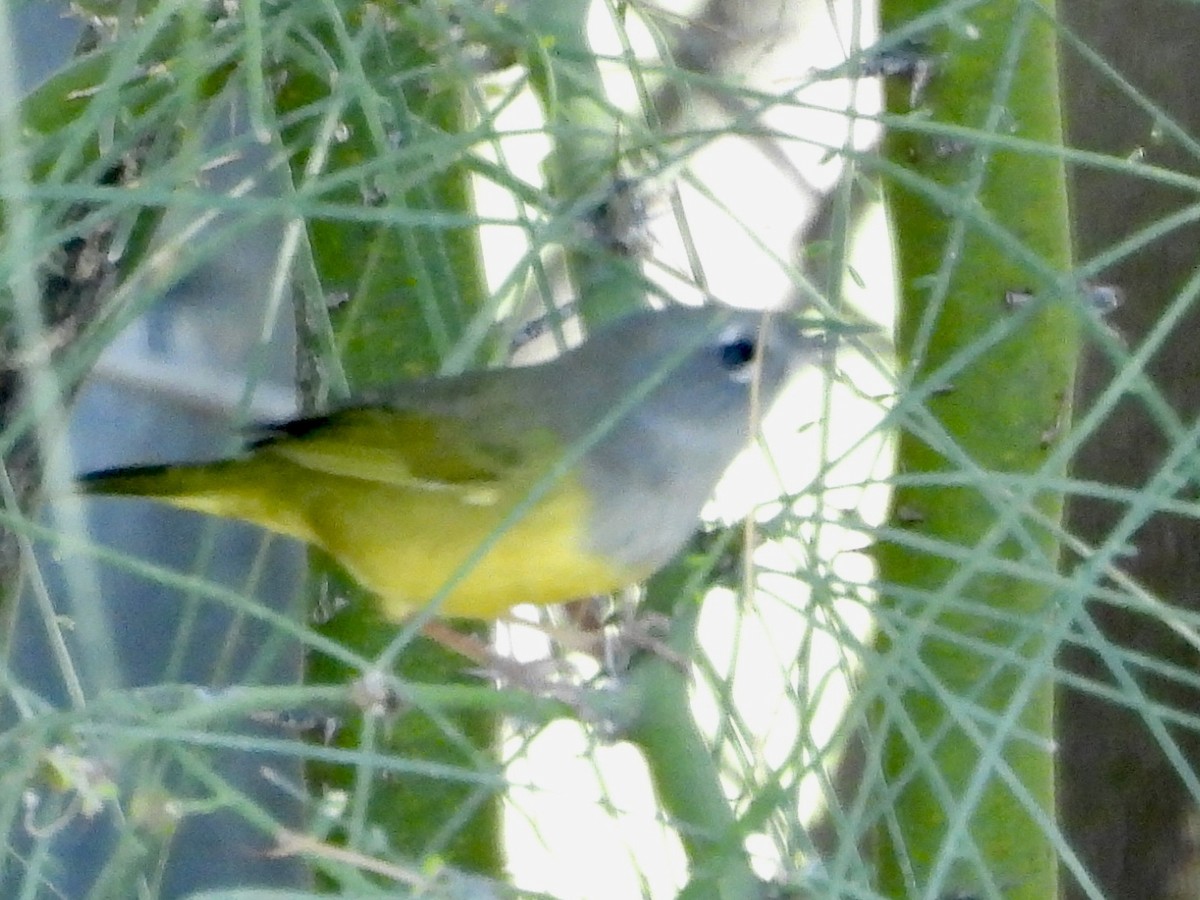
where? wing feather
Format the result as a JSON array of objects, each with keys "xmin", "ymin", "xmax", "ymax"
[{"xmin": 256, "ymin": 407, "xmax": 524, "ymax": 493}]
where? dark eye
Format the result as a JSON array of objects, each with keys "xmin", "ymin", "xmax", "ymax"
[{"xmin": 719, "ymin": 334, "xmax": 758, "ymax": 374}]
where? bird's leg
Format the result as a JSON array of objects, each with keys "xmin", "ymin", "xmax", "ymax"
[
  {"xmin": 603, "ymin": 606, "xmax": 690, "ymax": 674},
  {"xmin": 509, "ymin": 593, "xmax": 691, "ymax": 674},
  {"xmin": 418, "ymin": 619, "xmax": 576, "ymax": 697}
]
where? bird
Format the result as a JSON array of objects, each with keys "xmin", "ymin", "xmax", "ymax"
[{"xmin": 79, "ymin": 305, "xmax": 814, "ymax": 623}]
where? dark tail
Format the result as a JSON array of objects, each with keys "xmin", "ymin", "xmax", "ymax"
[
  {"xmin": 77, "ymin": 458, "xmax": 312, "ymax": 542},
  {"xmin": 78, "ymin": 462, "xmax": 223, "ymax": 499}
]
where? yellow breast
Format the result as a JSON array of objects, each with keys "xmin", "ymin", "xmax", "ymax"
[{"xmin": 297, "ymin": 467, "xmax": 639, "ymax": 619}]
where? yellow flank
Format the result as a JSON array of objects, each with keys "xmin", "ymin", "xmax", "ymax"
[
  {"xmin": 308, "ymin": 469, "xmax": 636, "ymax": 620},
  {"xmin": 105, "ymin": 439, "xmax": 638, "ymax": 621}
]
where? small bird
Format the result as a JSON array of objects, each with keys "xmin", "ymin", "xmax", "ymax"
[{"xmin": 80, "ymin": 305, "xmax": 815, "ymax": 622}]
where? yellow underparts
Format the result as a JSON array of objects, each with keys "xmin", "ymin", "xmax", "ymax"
[{"xmin": 150, "ymin": 459, "xmax": 638, "ymax": 621}]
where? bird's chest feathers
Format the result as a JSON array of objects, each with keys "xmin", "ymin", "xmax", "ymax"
[{"xmin": 575, "ymin": 414, "xmax": 726, "ymax": 572}]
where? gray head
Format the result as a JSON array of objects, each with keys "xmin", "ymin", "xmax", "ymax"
[
  {"xmin": 550, "ymin": 304, "xmax": 815, "ymax": 572},
  {"xmin": 550, "ymin": 305, "xmax": 808, "ymax": 442}
]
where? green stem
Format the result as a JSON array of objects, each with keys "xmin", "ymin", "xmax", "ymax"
[
  {"xmin": 874, "ymin": 2, "xmax": 1077, "ymax": 898},
  {"xmin": 520, "ymin": 0, "xmax": 648, "ymax": 325},
  {"xmin": 622, "ymin": 556, "xmax": 761, "ymax": 899}
]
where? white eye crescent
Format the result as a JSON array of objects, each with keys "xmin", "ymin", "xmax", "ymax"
[{"xmin": 716, "ymin": 327, "xmax": 760, "ymax": 382}]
